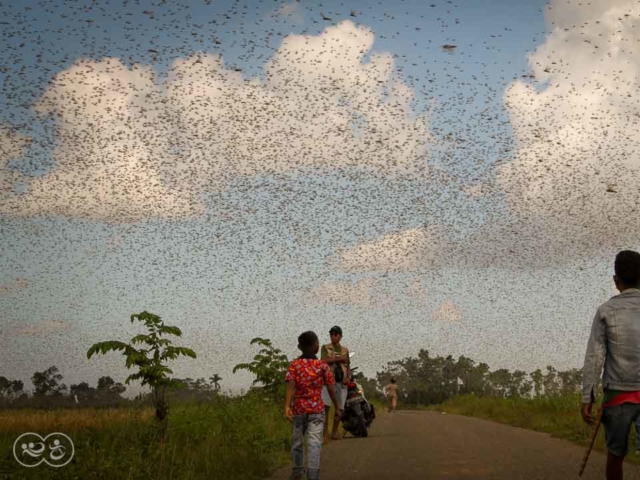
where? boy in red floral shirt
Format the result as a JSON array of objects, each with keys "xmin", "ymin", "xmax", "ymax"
[{"xmin": 285, "ymin": 331, "xmax": 341, "ymax": 480}]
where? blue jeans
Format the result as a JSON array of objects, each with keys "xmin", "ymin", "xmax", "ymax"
[
  {"xmin": 291, "ymin": 412, "xmax": 325, "ymax": 480},
  {"xmin": 602, "ymin": 403, "xmax": 640, "ymax": 457}
]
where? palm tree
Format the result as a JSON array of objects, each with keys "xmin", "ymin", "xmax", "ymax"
[{"xmin": 209, "ymin": 374, "xmax": 222, "ymax": 391}]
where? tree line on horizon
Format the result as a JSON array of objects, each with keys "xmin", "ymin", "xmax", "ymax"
[
  {"xmin": 0, "ymin": 341, "xmax": 582, "ymax": 410},
  {"xmin": 369, "ymin": 349, "xmax": 582, "ymax": 406},
  {"xmin": 224, "ymin": 338, "xmax": 584, "ymax": 407},
  {"xmin": 0, "ymin": 366, "xmax": 129, "ymax": 408},
  {"xmin": 0, "ymin": 365, "xmax": 225, "ymax": 409}
]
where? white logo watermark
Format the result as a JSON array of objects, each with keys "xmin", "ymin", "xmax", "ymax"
[{"xmin": 13, "ymin": 432, "xmax": 74, "ymax": 468}]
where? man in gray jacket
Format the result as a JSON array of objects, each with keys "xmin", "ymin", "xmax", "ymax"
[{"xmin": 581, "ymin": 250, "xmax": 640, "ymax": 480}]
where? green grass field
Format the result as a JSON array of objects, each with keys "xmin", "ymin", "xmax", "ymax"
[
  {"xmin": 1, "ymin": 393, "xmax": 291, "ymax": 480},
  {"xmin": 425, "ymin": 394, "xmax": 640, "ymax": 465},
  {"xmin": 0, "ymin": 393, "xmax": 387, "ymax": 480}
]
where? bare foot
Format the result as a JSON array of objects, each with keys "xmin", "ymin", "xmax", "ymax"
[{"xmin": 331, "ymin": 433, "xmax": 340, "ymax": 440}]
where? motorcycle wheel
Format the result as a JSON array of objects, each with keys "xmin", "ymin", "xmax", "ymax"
[
  {"xmin": 364, "ymin": 403, "xmax": 375, "ymax": 427},
  {"xmin": 352, "ymin": 403, "xmax": 368, "ymax": 437}
]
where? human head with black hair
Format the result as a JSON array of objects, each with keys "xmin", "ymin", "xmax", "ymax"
[
  {"xmin": 614, "ymin": 250, "xmax": 640, "ymax": 291},
  {"xmin": 390, "ymin": 378, "xmax": 396, "ymax": 384},
  {"xmin": 297, "ymin": 330, "xmax": 320, "ymax": 356},
  {"xmin": 329, "ymin": 325, "xmax": 343, "ymax": 345}
]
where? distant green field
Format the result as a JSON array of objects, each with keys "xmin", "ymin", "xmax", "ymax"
[
  {"xmin": 426, "ymin": 394, "xmax": 640, "ymax": 465},
  {"xmin": 0, "ymin": 393, "xmax": 291, "ymax": 480}
]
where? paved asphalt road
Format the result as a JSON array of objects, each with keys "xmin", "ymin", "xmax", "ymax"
[{"xmin": 267, "ymin": 410, "xmax": 640, "ymax": 479}]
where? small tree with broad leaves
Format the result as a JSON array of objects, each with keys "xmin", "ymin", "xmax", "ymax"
[
  {"xmin": 87, "ymin": 311, "xmax": 196, "ymax": 424},
  {"xmin": 233, "ymin": 337, "xmax": 289, "ymax": 400}
]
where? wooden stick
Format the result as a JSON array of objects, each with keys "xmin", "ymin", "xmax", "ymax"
[{"xmin": 579, "ymin": 407, "xmax": 603, "ymax": 477}]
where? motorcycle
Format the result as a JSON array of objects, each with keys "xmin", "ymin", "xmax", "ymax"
[{"xmin": 340, "ymin": 352, "xmax": 375, "ymax": 438}]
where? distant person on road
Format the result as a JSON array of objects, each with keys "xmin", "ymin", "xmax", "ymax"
[
  {"xmin": 285, "ymin": 331, "xmax": 341, "ymax": 480},
  {"xmin": 384, "ymin": 378, "xmax": 398, "ymax": 413},
  {"xmin": 321, "ymin": 325, "xmax": 350, "ymax": 441},
  {"xmin": 581, "ymin": 250, "xmax": 640, "ymax": 480}
]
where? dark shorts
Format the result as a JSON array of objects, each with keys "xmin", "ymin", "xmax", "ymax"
[{"xmin": 602, "ymin": 403, "xmax": 640, "ymax": 457}]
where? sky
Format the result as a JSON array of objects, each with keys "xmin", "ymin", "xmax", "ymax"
[{"xmin": 1, "ymin": 0, "xmax": 639, "ymax": 398}]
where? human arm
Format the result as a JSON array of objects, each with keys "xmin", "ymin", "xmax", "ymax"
[
  {"xmin": 345, "ymin": 349, "xmax": 351, "ymax": 382},
  {"xmin": 321, "ymin": 344, "xmax": 348, "ymax": 365},
  {"xmin": 285, "ymin": 381, "xmax": 295, "ymax": 421},
  {"xmin": 324, "ymin": 357, "xmax": 345, "ymax": 365},
  {"xmin": 581, "ymin": 307, "xmax": 606, "ymax": 425},
  {"xmin": 326, "ymin": 383, "xmax": 342, "ymax": 419},
  {"xmin": 284, "ymin": 364, "xmax": 296, "ymax": 422},
  {"xmin": 322, "ymin": 363, "xmax": 342, "ymax": 419}
]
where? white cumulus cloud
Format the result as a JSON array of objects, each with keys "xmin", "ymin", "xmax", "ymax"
[
  {"xmin": 497, "ymin": 0, "xmax": 640, "ymax": 250},
  {"xmin": 338, "ymin": 0, "xmax": 640, "ymax": 273},
  {"xmin": 0, "ymin": 20, "xmax": 430, "ymax": 223}
]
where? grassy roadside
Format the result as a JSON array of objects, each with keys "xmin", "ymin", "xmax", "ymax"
[
  {"xmin": 424, "ymin": 394, "xmax": 640, "ymax": 465},
  {"xmin": 1, "ymin": 393, "xmax": 387, "ymax": 479},
  {"xmin": 1, "ymin": 393, "xmax": 291, "ymax": 480}
]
